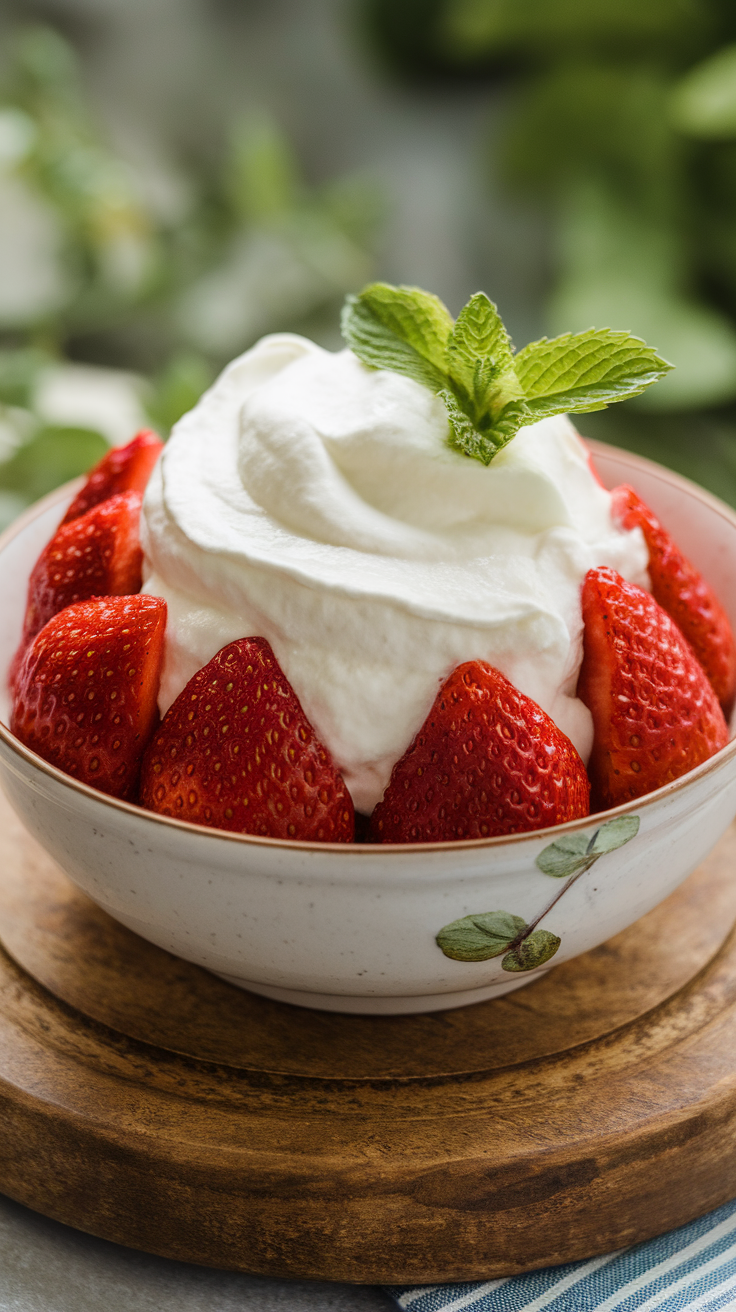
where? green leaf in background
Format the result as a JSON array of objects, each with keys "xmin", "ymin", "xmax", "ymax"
[
  {"xmin": 502, "ymin": 62, "xmax": 679, "ymax": 225},
  {"xmin": 146, "ymin": 353, "xmax": 214, "ymax": 437},
  {"xmin": 341, "ymin": 283, "xmax": 452, "ymax": 392},
  {"xmin": 436, "ymin": 909, "xmax": 526, "ymax": 961},
  {"xmin": 227, "ymin": 114, "xmax": 301, "ymax": 224},
  {"xmin": 14, "ymin": 24, "xmax": 82, "ymax": 112},
  {"xmin": 320, "ymin": 173, "xmax": 386, "ymax": 251},
  {"xmin": 547, "ymin": 182, "xmax": 736, "ymax": 411},
  {"xmin": 442, "ymin": 0, "xmax": 699, "ymax": 60},
  {"xmin": 369, "ymin": 5, "xmax": 736, "ymax": 494},
  {"xmin": 502, "ymin": 929, "xmax": 561, "ymax": 973},
  {"xmin": 0, "ymin": 348, "xmax": 50, "ymax": 410},
  {"xmin": 0, "ymin": 425, "xmax": 107, "ymax": 504},
  {"xmin": 488, "ymin": 50, "xmax": 736, "ymax": 416},
  {"xmin": 671, "ymin": 45, "xmax": 736, "ymax": 139},
  {"xmin": 515, "ymin": 329, "xmax": 671, "ymax": 420}
]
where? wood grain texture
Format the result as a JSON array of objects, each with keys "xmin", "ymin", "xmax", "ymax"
[{"xmin": 0, "ymin": 784, "xmax": 735, "ymax": 1282}]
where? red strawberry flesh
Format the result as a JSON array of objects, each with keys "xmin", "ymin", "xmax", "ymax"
[
  {"xmin": 139, "ymin": 636, "xmax": 355, "ymax": 842},
  {"xmin": 612, "ymin": 483, "xmax": 736, "ymax": 714},
  {"xmin": 11, "ymin": 595, "xmax": 166, "ymax": 800},
  {"xmin": 18, "ymin": 490, "xmax": 144, "ymax": 652},
  {"xmin": 369, "ymin": 661, "xmax": 590, "ymax": 843},
  {"xmin": 61, "ymin": 429, "xmax": 162, "ymax": 525},
  {"xmin": 578, "ymin": 566, "xmax": 728, "ymax": 810}
]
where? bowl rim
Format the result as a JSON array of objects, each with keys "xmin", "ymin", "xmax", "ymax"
[{"xmin": 1, "ymin": 440, "xmax": 735, "ymax": 858}]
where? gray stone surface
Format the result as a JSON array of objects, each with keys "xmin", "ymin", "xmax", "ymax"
[{"xmin": 0, "ymin": 1192, "xmax": 398, "ymax": 1312}]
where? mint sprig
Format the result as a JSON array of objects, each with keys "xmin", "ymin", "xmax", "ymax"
[{"xmin": 341, "ymin": 283, "xmax": 673, "ymax": 465}]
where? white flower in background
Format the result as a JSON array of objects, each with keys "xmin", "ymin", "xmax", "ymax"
[{"xmin": 33, "ymin": 364, "xmax": 150, "ymax": 446}]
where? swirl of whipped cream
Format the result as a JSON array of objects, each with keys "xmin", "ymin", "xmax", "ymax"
[{"xmin": 141, "ymin": 334, "xmax": 649, "ymax": 814}]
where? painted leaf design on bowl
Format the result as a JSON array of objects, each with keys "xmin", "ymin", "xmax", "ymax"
[
  {"xmin": 501, "ymin": 930, "xmax": 562, "ymax": 973},
  {"xmin": 536, "ymin": 815, "xmax": 640, "ymax": 878},
  {"xmin": 436, "ymin": 911, "xmax": 526, "ymax": 962},
  {"xmin": 436, "ymin": 814, "xmax": 641, "ymax": 972}
]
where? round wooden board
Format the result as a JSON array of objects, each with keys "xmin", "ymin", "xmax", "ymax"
[{"xmin": 1, "ymin": 788, "xmax": 736, "ymax": 1284}]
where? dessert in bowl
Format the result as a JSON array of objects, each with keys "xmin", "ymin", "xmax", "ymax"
[{"xmin": 0, "ymin": 285, "xmax": 735, "ymax": 1014}]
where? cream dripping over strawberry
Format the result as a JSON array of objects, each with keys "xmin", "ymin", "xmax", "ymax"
[{"xmin": 140, "ymin": 334, "xmax": 649, "ymax": 815}]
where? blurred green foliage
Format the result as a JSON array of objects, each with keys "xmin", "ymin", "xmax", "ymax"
[
  {"xmin": 0, "ymin": 24, "xmax": 381, "ymax": 526},
  {"xmin": 444, "ymin": 0, "xmax": 707, "ymax": 61},
  {"xmin": 0, "ymin": 348, "xmax": 50, "ymax": 410},
  {"xmin": 368, "ymin": 0, "xmax": 736, "ymax": 501},
  {"xmin": 145, "ymin": 355, "xmax": 216, "ymax": 439},
  {"xmin": 0, "ymin": 426, "xmax": 107, "ymax": 503}
]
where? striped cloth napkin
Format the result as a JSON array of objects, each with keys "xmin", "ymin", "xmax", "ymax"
[{"xmin": 386, "ymin": 1197, "xmax": 736, "ymax": 1312}]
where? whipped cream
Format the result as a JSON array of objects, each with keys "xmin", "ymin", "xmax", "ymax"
[{"xmin": 141, "ymin": 334, "xmax": 649, "ymax": 814}]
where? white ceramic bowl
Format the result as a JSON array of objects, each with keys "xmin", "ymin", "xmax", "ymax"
[{"xmin": 1, "ymin": 441, "xmax": 735, "ymax": 1014}]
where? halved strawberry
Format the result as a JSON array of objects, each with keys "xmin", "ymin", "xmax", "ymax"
[
  {"xmin": 60, "ymin": 429, "xmax": 162, "ymax": 526},
  {"xmin": 11, "ymin": 595, "xmax": 166, "ymax": 799},
  {"xmin": 612, "ymin": 483, "xmax": 736, "ymax": 714},
  {"xmin": 578, "ymin": 566, "xmax": 728, "ymax": 810},
  {"xmin": 18, "ymin": 490, "xmax": 144, "ymax": 653},
  {"xmin": 139, "ymin": 637, "xmax": 355, "ymax": 842},
  {"xmin": 369, "ymin": 662, "xmax": 590, "ymax": 844}
]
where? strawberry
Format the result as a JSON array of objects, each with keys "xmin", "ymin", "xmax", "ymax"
[
  {"xmin": 11, "ymin": 595, "xmax": 166, "ymax": 800},
  {"xmin": 139, "ymin": 637, "xmax": 355, "ymax": 842},
  {"xmin": 578, "ymin": 566, "xmax": 728, "ymax": 810},
  {"xmin": 60, "ymin": 429, "xmax": 162, "ymax": 526},
  {"xmin": 18, "ymin": 490, "xmax": 144, "ymax": 654},
  {"xmin": 612, "ymin": 483, "xmax": 736, "ymax": 714},
  {"xmin": 369, "ymin": 662, "xmax": 590, "ymax": 844}
]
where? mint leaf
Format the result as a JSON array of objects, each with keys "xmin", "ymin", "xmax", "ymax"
[
  {"xmin": 342, "ymin": 282, "xmax": 673, "ymax": 466},
  {"xmin": 442, "ymin": 391, "xmax": 531, "ymax": 466},
  {"xmin": 341, "ymin": 283, "xmax": 452, "ymax": 393},
  {"xmin": 436, "ymin": 910, "xmax": 526, "ymax": 962},
  {"xmin": 447, "ymin": 292, "xmax": 517, "ymax": 419},
  {"xmin": 514, "ymin": 329, "xmax": 672, "ymax": 421},
  {"xmin": 487, "ymin": 396, "xmax": 533, "ymax": 444},
  {"xmin": 440, "ymin": 389, "xmax": 487, "ymax": 461},
  {"xmin": 502, "ymin": 929, "xmax": 561, "ymax": 973},
  {"xmin": 441, "ymin": 389, "xmax": 496, "ymax": 465}
]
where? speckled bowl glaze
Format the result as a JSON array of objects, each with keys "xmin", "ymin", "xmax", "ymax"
[{"xmin": 1, "ymin": 441, "xmax": 735, "ymax": 1014}]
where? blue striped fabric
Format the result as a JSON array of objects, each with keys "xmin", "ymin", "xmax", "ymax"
[{"xmin": 386, "ymin": 1198, "xmax": 736, "ymax": 1312}]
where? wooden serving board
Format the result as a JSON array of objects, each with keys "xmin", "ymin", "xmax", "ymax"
[{"xmin": 1, "ymin": 787, "xmax": 736, "ymax": 1284}]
